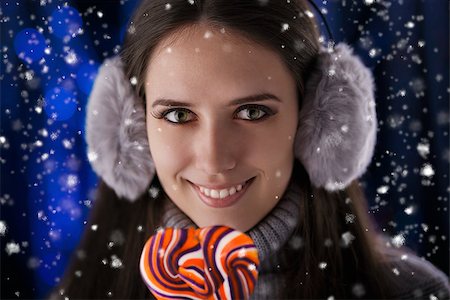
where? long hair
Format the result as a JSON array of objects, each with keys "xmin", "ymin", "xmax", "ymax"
[{"xmin": 50, "ymin": 0, "xmax": 395, "ymax": 298}]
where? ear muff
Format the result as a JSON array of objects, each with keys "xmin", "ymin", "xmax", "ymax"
[
  {"xmin": 294, "ymin": 43, "xmax": 377, "ymax": 191},
  {"xmin": 85, "ymin": 56, "xmax": 154, "ymax": 201}
]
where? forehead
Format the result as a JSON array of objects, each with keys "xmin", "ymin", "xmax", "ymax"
[{"xmin": 145, "ymin": 23, "xmax": 296, "ymax": 101}]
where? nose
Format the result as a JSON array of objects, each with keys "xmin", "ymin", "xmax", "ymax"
[{"xmin": 195, "ymin": 122, "xmax": 237, "ymax": 176}]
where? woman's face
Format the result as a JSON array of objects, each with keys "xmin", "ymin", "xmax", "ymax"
[{"xmin": 145, "ymin": 24, "xmax": 298, "ymax": 232}]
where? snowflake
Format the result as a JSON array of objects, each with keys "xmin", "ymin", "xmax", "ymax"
[
  {"xmin": 377, "ymin": 185, "xmax": 389, "ymax": 194},
  {"xmin": 352, "ymin": 283, "xmax": 366, "ymax": 297},
  {"xmin": 416, "ymin": 142, "xmax": 430, "ymax": 158},
  {"xmin": 148, "ymin": 186, "xmax": 160, "ymax": 199},
  {"xmin": 281, "ymin": 23, "xmax": 289, "ymax": 32},
  {"xmin": 110, "ymin": 255, "xmax": 123, "ymax": 268},
  {"xmin": 404, "ymin": 206, "xmax": 414, "ymax": 215},
  {"xmin": 341, "ymin": 231, "xmax": 355, "ymax": 247},
  {"xmin": 238, "ymin": 247, "xmax": 246, "ymax": 258},
  {"xmin": 420, "ymin": 163, "xmax": 434, "ymax": 177},
  {"xmin": 391, "ymin": 234, "xmax": 405, "ymax": 248},
  {"xmin": 6, "ymin": 242, "xmax": 20, "ymax": 255},
  {"xmin": 318, "ymin": 262, "xmax": 328, "ymax": 270},
  {"xmin": 0, "ymin": 221, "xmax": 6, "ymax": 236},
  {"xmin": 87, "ymin": 150, "xmax": 98, "ymax": 162},
  {"xmin": 345, "ymin": 213, "xmax": 356, "ymax": 224},
  {"xmin": 248, "ymin": 263, "xmax": 257, "ymax": 271}
]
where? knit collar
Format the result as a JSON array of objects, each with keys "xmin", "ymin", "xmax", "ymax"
[{"xmin": 159, "ymin": 176, "xmax": 302, "ymax": 265}]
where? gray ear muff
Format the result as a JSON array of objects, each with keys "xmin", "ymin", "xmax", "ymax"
[
  {"xmin": 85, "ymin": 56, "xmax": 155, "ymax": 201},
  {"xmin": 294, "ymin": 43, "xmax": 377, "ymax": 191}
]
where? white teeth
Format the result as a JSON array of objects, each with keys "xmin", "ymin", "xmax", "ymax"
[
  {"xmin": 219, "ymin": 189, "xmax": 229, "ymax": 198},
  {"xmin": 210, "ymin": 190, "xmax": 220, "ymax": 198},
  {"xmin": 197, "ymin": 182, "xmax": 246, "ymax": 199}
]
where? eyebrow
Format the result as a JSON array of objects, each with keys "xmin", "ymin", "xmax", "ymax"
[{"xmin": 151, "ymin": 93, "xmax": 282, "ymax": 108}]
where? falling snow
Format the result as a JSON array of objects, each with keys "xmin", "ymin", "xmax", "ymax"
[
  {"xmin": 341, "ymin": 231, "xmax": 355, "ymax": 247},
  {"xmin": 110, "ymin": 255, "xmax": 123, "ymax": 268},
  {"xmin": 0, "ymin": 221, "xmax": 7, "ymax": 235},
  {"xmin": 1, "ymin": 1, "xmax": 448, "ymax": 298},
  {"xmin": 6, "ymin": 242, "xmax": 21, "ymax": 255},
  {"xmin": 391, "ymin": 234, "xmax": 406, "ymax": 248}
]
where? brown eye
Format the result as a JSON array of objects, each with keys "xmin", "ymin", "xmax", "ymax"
[
  {"xmin": 235, "ymin": 104, "xmax": 273, "ymax": 121},
  {"xmin": 164, "ymin": 109, "xmax": 195, "ymax": 124}
]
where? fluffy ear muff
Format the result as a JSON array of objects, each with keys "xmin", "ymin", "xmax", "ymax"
[
  {"xmin": 85, "ymin": 56, "xmax": 155, "ymax": 201},
  {"xmin": 294, "ymin": 43, "xmax": 377, "ymax": 191}
]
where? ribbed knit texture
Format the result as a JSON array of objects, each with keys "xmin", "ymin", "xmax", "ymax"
[{"xmin": 159, "ymin": 179, "xmax": 450, "ymax": 299}]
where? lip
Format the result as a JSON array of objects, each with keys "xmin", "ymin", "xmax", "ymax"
[{"xmin": 189, "ymin": 177, "xmax": 255, "ymax": 208}]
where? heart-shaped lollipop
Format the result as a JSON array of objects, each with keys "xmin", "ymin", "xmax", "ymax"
[{"xmin": 140, "ymin": 226, "xmax": 260, "ymax": 300}]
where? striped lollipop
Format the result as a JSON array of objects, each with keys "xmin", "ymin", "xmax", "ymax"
[{"xmin": 140, "ymin": 226, "xmax": 260, "ymax": 300}]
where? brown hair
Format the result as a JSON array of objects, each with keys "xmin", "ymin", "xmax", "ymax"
[{"xmin": 50, "ymin": 0, "xmax": 394, "ymax": 298}]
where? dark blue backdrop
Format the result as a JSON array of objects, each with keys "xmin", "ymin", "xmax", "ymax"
[{"xmin": 1, "ymin": 0, "xmax": 448, "ymax": 298}]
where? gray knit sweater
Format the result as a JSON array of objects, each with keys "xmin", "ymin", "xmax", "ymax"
[{"xmin": 161, "ymin": 179, "xmax": 450, "ymax": 299}]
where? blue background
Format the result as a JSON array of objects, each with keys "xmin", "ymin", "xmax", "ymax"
[{"xmin": 1, "ymin": 0, "xmax": 448, "ymax": 298}]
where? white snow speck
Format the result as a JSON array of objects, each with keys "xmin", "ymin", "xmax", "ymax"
[
  {"xmin": 281, "ymin": 23, "xmax": 289, "ymax": 32},
  {"xmin": 345, "ymin": 213, "xmax": 355, "ymax": 224},
  {"xmin": 416, "ymin": 142, "xmax": 430, "ymax": 159},
  {"xmin": 248, "ymin": 263, "xmax": 256, "ymax": 271},
  {"xmin": 110, "ymin": 255, "xmax": 123, "ymax": 268},
  {"xmin": 6, "ymin": 242, "xmax": 20, "ymax": 255},
  {"xmin": 304, "ymin": 10, "xmax": 314, "ymax": 18},
  {"xmin": 377, "ymin": 185, "xmax": 389, "ymax": 194},
  {"xmin": 391, "ymin": 234, "xmax": 405, "ymax": 248},
  {"xmin": 128, "ymin": 25, "xmax": 136, "ymax": 34},
  {"xmin": 238, "ymin": 248, "xmax": 246, "ymax": 258},
  {"xmin": 65, "ymin": 51, "xmax": 78, "ymax": 65},
  {"xmin": 148, "ymin": 186, "xmax": 160, "ymax": 199},
  {"xmin": 319, "ymin": 262, "xmax": 328, "ymax": 269},
  {"xmin": 404, "ymin": 206, "xmax": 414, "ymax": 215},
  {"xmin": 341, "ymin": 231, "xmax": 355, "ymax": 247},
  {"xmin": 0, "ymin": 221, "xmax": 6, "ymax": 236},
  {"xmin": 203, "ymin": 30, "xmax": 213, "ymax": 39},
  {"xmin": 87, "ymin": 151, "xmax": 98, "ymax": 162},
  {"xmin": 405, "ymin": 21, "xmax": 415, "ymax": 29},
  {"xmin": 420, "ymin": 163, "xmax": 434, "ymax": 177}
]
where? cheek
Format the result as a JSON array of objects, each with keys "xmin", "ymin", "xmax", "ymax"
[{"xmin": 147, "ymin": 123, "xmax": 188, "ymax": 175}]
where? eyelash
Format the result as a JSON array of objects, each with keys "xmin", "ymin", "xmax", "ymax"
[{"xmin": 151, "ymin": 104, "xmax": 275, "ymax": 125}]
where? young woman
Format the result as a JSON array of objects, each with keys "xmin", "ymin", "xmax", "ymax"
[{"xmin": 50, "ymin": 0, "xmax": 450, "ymax": 299}]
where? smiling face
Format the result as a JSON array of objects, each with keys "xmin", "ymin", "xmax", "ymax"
[{"xmin": 145, "ymin": 23, "xmax": 299, "ymax": 232}]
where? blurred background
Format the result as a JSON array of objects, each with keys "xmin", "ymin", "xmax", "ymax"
[{"xmin": 1, "ymin": 0, "xmax": 448, "ymax": 298}]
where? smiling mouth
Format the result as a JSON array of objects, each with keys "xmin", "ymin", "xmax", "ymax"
[{"xmin": 189, "ymin": 177, "xmax": 256, "ymax": 208}]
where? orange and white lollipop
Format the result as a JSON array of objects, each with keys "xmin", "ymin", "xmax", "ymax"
[{"xmin": 140, "ymin": 226, "xmax": 259, "ymax": 300}]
